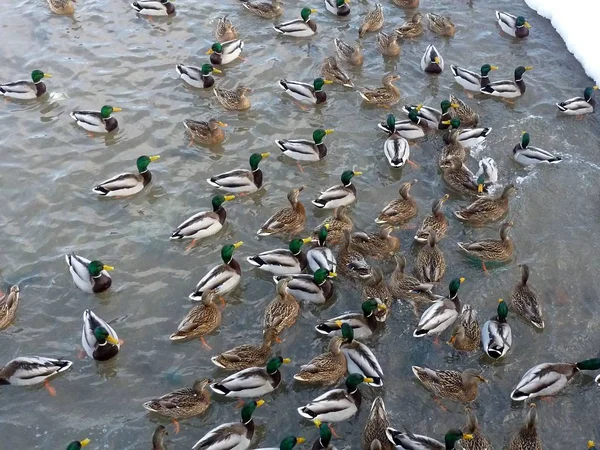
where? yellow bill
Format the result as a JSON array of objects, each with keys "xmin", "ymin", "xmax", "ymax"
[
  {"xmin": 107, "ymin": 336, "xmax": 119, "ymax": 345},
  {"xmin": 296, "ymin": 438, "xmax": 306, "ymax": 444},
  {"xmin": 256, "ymin": 399, "xmax": 266, "ymax": 407},
  {"xmin": 217, "ymin": 121, "xmax": 227, "ymax": 127},
  {"xmin": 206, "ymin": 49, "xmax": 214, "ymax": 55},
  {"xmin": 260, "ymin": 152, "xmax": 270, "ymax": 158},
  {"xmin": 44, "ymin": 73, "xmax": 53, "ymax": 78},
  {"xmin": 328, "ymin": 272, "xmax": 337, "ymax": 278},
  {"xmin": 323, "ymin": 79, "xmax": 333, "ymax": 84},
  {"xmin": 310, "ymin": 8, "xmax": 318, "ymax": 12},
  {"xmin": 103, "ymin": 264, "xmax": 115, "ymax": 271},
  {"xmin": 212, "ymin": 68, "xmax": 222, "ymax": 74},
  {"xmin": 491, "ymin": 65, "xmax": 499, "ymax": 70},
  {"xmin": 112, "ymin": 107, "xmax": 122, "ymax": 112},
  {"xmin": 149, "ymin": 155, "xmax": 160, "ymax": 162},
  {"xmin": 224, "ymin": 195, "xmax": 235, "ymax": 201},
  {"xmin": 282, "ymin": 358, "xmax": 292, "ymax": 363},
  {"xmin": 302, "ymin": 237, "xmax": 313, "ymax": 244},
  {"xmin": 353, "ymin": 171, "xmax": 363, "ymax": 176},
  {"xmin": 325, "ymin": 129, "xmax": 334, "ymax": 134},
  {"xmin": 525, "ymin": 66, "xmax": 533, "ymax": 70},
  {"xmin": 233, "ymin": 241, "xmax": 244, "ymax": 249},
  {"xmin": 80, "ymin": 439, "xmax": 91, "ymax": 447}
]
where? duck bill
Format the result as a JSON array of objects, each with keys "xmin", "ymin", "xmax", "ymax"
[
  {"xmin": 524, "ymin": 66, "xmax": 533, "ymax": 71},
  {"xmin": 44, "ymin": 73, "xmax": 53, "ymax": 78},
  {"xmin": 103, "ymin": 265, "xmax": 115, "ymax": 271},
  {"xmin": 233, "ymin": 241, "xmax": 244, "ymax": 249},
  {"xmin": 490, "ymin": 65, "xmax": 499, "ymax": 70},
  {"xmin": 112, "ymin": 107, "xmax": 123, "ymax": 112},
  {"xmin": 302, "ymin": 237, "xmax": 313, "ymax": 244},
  {"xmin": 217, "ymin": 121, "xmax": 228, "ymax": 127},
  {"xmin": 107, "ymin": 336, "xmax": 119, "ymax": 345},
  {"xmin": 282, "ymin": 358, "xmax": 292, "ymax": 364},
  {"xmin": 324, "ymin": 79, "xmax": 333, "ymax": 84},
  {"xmin": 224, "ymin": 195, "xmax": 235, "ymax": 201},
  {"xmin": 149, "ymin": 155, "xmax": 161, "ymax": 162},
  {"xmin": 80, "ymin": 439, "xmax": 91, "ymax": 447},
  {"xmin": 206, "ymin": 49, "xmax": 214, "ymax": 55},
  {"xmin": 256, "ymin": 399, "xmax": 266, "ymax": 407},
  {"xmin": 212, "ymin": 68, "xmax": 222, "ymax": 74},
  {"xmin": 260, "ymin": 152, "xmax": 270, "ymax": 158},
  {"xmin": 353, "ymin": 171, "xmax": 363, "ymax": 176},
  {"xmin": 477, "ymin": 183, "xmax": 484, "ymax": 193},
  {"xmin": 524, "ymin": 22, "xmax": 531, "ymax": 28},
  {"xmin": 325, "ymin": 129, "xmax": 334, "ymax": 134}
]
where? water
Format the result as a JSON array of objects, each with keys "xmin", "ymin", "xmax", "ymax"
[{"xmin": 1, "ymin": 0, "xmax": 600, "ymax": 448}]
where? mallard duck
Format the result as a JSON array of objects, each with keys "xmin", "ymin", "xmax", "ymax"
[
  {"xmin": 402, "ymin": 100, "xmax": 456, "ymax": 129},
  {"xmin": 333, "ymin": 38, "xmax": 364, "ymax": 66},
  {"xmin": 176, "ymin": 64, "xmax": 221, "ymax": 89},
  {"xmin": 170, "ymin": 291, "xmax": 221, "ymax": 346},
  {"xmin": 212, "ymin": 326, "xmax": 280, "ymax": 370},
  {"xmin": 279, "ymin": 78, "xmax": 333, "ymax": 105},
  {"xmin": 362, "ymin": 397, "xmax": 392, "ymax": 450},
  {"xmin": 325, "ymin": 0, "xmax": 349, "ymax": 16},
  {"xmin": 388, "ymin": 255, "xmax": 434, "ymax": 302},
  {"xmin": 448, "ymin": 305, "xmax": 481, "ymax": 352},
  {"xmin": 207, "ymin": 40, "xmax": 244, "ymax": 65},
  {"xmin": 358, "ymin": 3, "xmax": 384, "ymax": 37},
  {"xmin": 215, "ymin": 15, "xmax": 238, "ymax": 42},
  {"xmin": 416, "ymin": 231, "xmax": 446, "ymax": 283},
  {"xmin": 414, "ymin": 277, "xmax": 464, "ymax": 337},
  {"xmin": 454, "ymin": 184, "xmax": 516, "ymax": 226},
  {"xmin": 447, "ymin": 127, "xmax": 492, "ymax": 148},
  {"xmin": 460, "ymin": 408, "xmax": 492, "ymax": 450},
  {"xmin": 382, "ymin": 116, "xmax": 411, "ymax": 168},
  {"xmin": 82, "ymin": 309, "xmax": 120, "ymax": 361},
  {"xmin": 274, "ymin": 8, "xmax": 317, "ymax": 37},
  {"xmin": 208, "ymin": 153, "xmax": 269, "ymax": 193},
  {"xmin": 508, "ymin": 404, "xmax": 541, "ymax": 450},
  {"xmin": 263, "ymin": 278, "xmax": 300, "ymax": 334},
  {"xmin": 511, "ymin": 357, "xmax": 600, "ymax": 401},
  {"xmin": 312, "ymin": 421, "xmax": 335, "ymax": 450},
  {"xmin": 451, "ymin": 64, "xmax": 498, "ymax": 92},
  {"xmin": 449, "ymin": 94, "xmax": 479, "ymax": 127},
  {"xmin": 256, "ymin": 436, "xmax": 306, "ymax": 450},
  {"xmin": 0, "ymin": 70, "xmax": 52, "ymax": 99},
  {"xmin": 352, "ymin": 226, "xmax": 400, "ymax": 260},
  {"xmin": 171, "ymin": 195, "xmax": 235, "ymax": 246},
  {"xmin": 359, "ymin": 74, "xmax": 401, "ymax": 106},
  {"xmin": 412, "ymin": 366, "xmax": 486, "ymax": 403},
  {"xmin": 395, "ymin": 12, "xmax": 423, "ymax": 38},
  {"xmin": 557, "ymin": 86, "xmax": 599, "ymax": 115},
  {"xmin": 441, "ymin": 157, "xmax": 482, "ymax": 197},
  {"xmin": 70, "ymin": 105, "xmax": 122, "ymax": 133},
  {"xmin": 513, "ymin": 132, "xmax": 562, "ymax": 165},
  {"xmin": 375, "ymin": 180, "xmax": 418, "ymax": 226},
  {"xmin": 313, "ymin": 170, "xmax": 362, "ymax": 209},
  {"xmin": 297, "ymin": 373, "xmax": 373, "ymax": 422},
  {"xmin": 47, "ymin": 0, "xmax": 75, "ymax": 14},
  {"xmin": 481, "ymin": 299, "xmax": 512, "ymax": 359},
  {"xmin": 511, "ymin": 264, "xmax": 544, "ymax": 329},
  {"xmin": 307, "ymin": 226, "xmax": 337, "ymax": 274},
  {"xmin": 143, "ymin": 379, "xmax": 211, "ymax": 425},
  {"xmin": 415, "ymin": 194, "xmax": 450, "ymax": 243},
  {"xmin": 65, "ymin": 253, "xmax": 113, "ymax": 293},
  {"xmin": 338, "ymin": 228, "xmax": 371, "ymax": 279},
  {"xmin": 439, "ymin": 118, "xmax": 467, "ymax": 166},
  {"xmin": 277, "ymin": 129, "xmax": 334, "ymax": 163},
  {"xmin": 496, "ymin": 11, "xmax": 531, "ymax": 38},
  {"xmin": 0, "ymin": 285, "xmax": 19, "ymax": 330},
  {"xmin": 258, "ymin": 187, "xmax": 306, "ymax": 236},
  {"xmin": 189, "ymin": 242, "xmax": 243, "ymax": 299},
  {"xmin": 93, "ymin": 155, "xmax": 160, "ymax": 197},
  {"xmin": 240, "ymin": 0, "xmax": 283, "ymax": 18},
  {"xmin": 376, "ymin": 32, "xmax": 400, "ymax": 57},
  {"xmin": 294, "ymin": 337, "xmax": 346, "ymax": 385},
  {"xmin": 386, "ymin": 428, "xmax": 473, "ymax": 450},
  {"xmin": 321, "ymin": 57, "xmax": 353, "ymax": 88},
  {"xmin": 131, "ymin": 0, "xmax": 175, "ymax": 16},
  {"xmin": 248, "ymin": 238, "xmax": 312, "ymax": 275},
  {"xmin": 340, "ymin": 323, "xmax": 384, "ymax": 386},
  {"xmin": 474, "ymin": 157, "xmax": 498, "ymax": 185},
  {"xmin": 378, "ymin": 108, "xmax": 428, "ymax": 140},
  {"xmin": 314, "ymin": 206, "xmax": 353, "ymax": 245},
  {"xmin": 315, "ymin": 299, "xmax": 385, "ymax": 338},
  {"xmin": 0, "ymin": 356, "xmax": 72, "ymax": 388},
  {"xmin": 457, "ymin": 222, "xmax": 514, "ymax": 271},
  {"xmin": 66, "ymin": 439, "xmax": 91, "ymax": 450},
  {"xmin": 426, "ymin": 13, "xmax": 455, "ymax": 36},
  {"xmin": 421, "ymin": 44, "xmax": 443, "ymax": 74},
  {"xmin": 214, "ymin": 86, "xmax": 251, "ymax": 110},
  {"xmin": 152, "ymin": 426, "xmax": 167, "ymax": 450},
  {"xmin": 480, "ymin": 66, "xmax": 533, "ymax": 98},
  {"xmin": 183, "ymin": 118, "xmax": 227, "ymax": 145},
  {"xmin": 391, "ymin": 0, "xmax": 418, "ymax": 7},
  {"xmin": 274, "ymin": 269, "xmax": 336, "ymax": 304},
  {"xmin": 191, "ymin": 400, "xmax": 265, "ymax": 450},
  {"xmin": 211, "ymin": 356, "xmax": 291, "ymax": 398},
  {"xmin": 361, "ymin": 269, "xmax": 393, "ymax": 322}
]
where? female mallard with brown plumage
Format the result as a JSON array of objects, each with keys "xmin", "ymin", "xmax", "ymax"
[
  {"xmin": 170, "ymin": 291, "xmax": 221, "ymax": 348},
  {"xmin": 416, "ymin": 231, "xmax": 445, "ymax": 283},
  {"xmin": 314, "ymin": 206, "xmax": 353, "ymax": 245},
  {"xmin": 334, "ymin": 38, "xmax": 364, "ymax": 66},
  {"xmin": 426, "ymin": 12, "xmax": 455, "ymax": 36},
  {"xmin": 47, "ymin": 0, "xmax": 75, "ymax": 14},
  {"xmin": 358, "ymin": 3, "xmax": 384, "ymax": 37},
  {"xmin": 391, "ymin": 0, "xmax": 418, "ymax": 7},
  {"xmin": 448, "ymin": 305, "xmax": 481, "ymax": 352},
  {"xmin": 375, "ymin": 180, "xmax": 417, "ymax": 226},
  {"xmin": 461, "ymin": 408, "xmax": 493, "ymax": 450},
  {"xmin": 454, "ymin": 184, "xmax": 516, "ymax": 226},
  {"xmin": 508, "ymin": 404, "xmax": 542, "ymax": 450},
  {"xmin": 388, "ymin": 255, "xmax": 434, "ymax": 304},
  {"xmin": 441, "ymin": 157, "xmax": 483, "ymax": 197},
  {"xmin": 214, "ymin": 86, "xmax": 251, "ymax": 110},
  {"xmin": 152, "ymin": 426, "xmax": 167, "ymax": 450},
  {"xmin": 376, "ymin": 32, "xmax": 400, "ymax": 57},
  {"xmin": 338, "ymin": 229, "xmax": 371, "ymax": 279},
  {"xmin": 449, "ymin": 94, "xmax": 479, "ymax": 127},
  {"xmin": 240, "ymin": 0, "xmax": 283, "ymax": 18},
  {"xmin": 0, "ymin": 285, "xmax": 20, "ymax": 330},
  {"xmin": 412, "ymin": 366, "xmax": 487, "ymax": 403},
  {"xmin": 362, "ymin": 397, "xmax": 393, "ymax": 450},
  {"xmin": 215, "ymin": 15, "xmax": 238, "ymax": 42},
  {"xmin": 321, "ymin": 57, "xmax": 354, "ymax": 88},
  {"xmin": 413, "ymin": 277, "xmax": 464, "ymax": 338},
  {"xmin": 510, "ymin": 264, "xmax": 544, "ymax": 329},
  {"xmin": 257, "ymin": 187, "xmax": 306, "ymax": 236},
  {"xmin": 351, "ymin": 226, "xmax": 399, "ymax": 260},
  {"xmin": 439, "ymin": 118, "xmax": 467, "ymax": 166},
  {"xmin": 359, "ymin": 74, "xmax": 401, "ymax": 106},
  {"xmin": 395, "ymin": 12, "xmax": 423, "ymax": 38},
  {"xmin": 457, "ymin": 221, "xmax": 514, "ymax": 271},
  {"xmin": 415, "ymin": 194, "xmax": 449, "ymax": 243},
  {"xmin": 183, "ymin": 118, "xmax": 227, "ymax": 145},
  {"xmin": 293, "ymin": 336, "xmax": 347, "ymax": 385},
  {"xmin": 263, "ymin": 279, "xmax": 300, "ymax": 335},
  {"xmin": 211, "ymin": 326, "xmax": 280, "ymax": 370}
]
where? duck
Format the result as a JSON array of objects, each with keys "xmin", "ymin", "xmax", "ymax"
[
  {"xmin": 176, "ymin": 64, "xmax": 221, "ymax": 89},
  {"xmin": 441, "ymin": 157, "xmax": 483, "ymax": 197},
  {"xmin": 276, "ymin": 129, "xmax": 333, "ymax": 162},
  {"xmin": 448, "ymin": 305, "xmax": 481, "ymax": 353},
  {"xmin": 511, "ymin": 358, "xmax": 600, "ymax": 401},
  {"xmin": 314, "ymin": 206, "xmax": 353, "ymax": 245},
  {"xmin": 481, "ymin": 299, "xmax": 512, "ymax": 359},
  {"xmin": 65, "ymin": 253, "xmax": 113, "ymax": 293},
  {"xmin": 362, "ymin": 397, "xmax": 392, "ymax": 450},
  {"xmin": 337, "ymin": 228, "xmax": 371, "ymax": 279},
  {"xmin": 557, "ymin": 86, "xmax": 599, "ymax": 115},
  {"xmin": 257, "ymin": 187, "xmax": 306, "ymax": 236},
  {"xmin": 263, "ymin": 279, "xmax": 301, "ymax": 334},
  {"xmin": 207, "ymin": 152, "xmax": 269, "ymax": 193},
  {"xmin": 421, "ymin": 44, "xmax": 443, "ymax": 74},
  {"xmin": 0, "ymin": 285, "xmax": 19, "ymax": 329},
  {"xmin": 183, "ymin": 118, "xmax": 227, "ymax": 145},
  {"xmin": 66, "ymin": 439, "xmax": 91, "ymax": 450},
  {"xmin": 256, "ymin": 436, "xmax": 306, "ymax": 450},
  {"xmin": 426, "ymin": 12, "xmax": 456, "ymax": 36},
  {"xmin": 274, "ymin": 269, "xmax": 336, "ymax": 304},
  {"xmin": 508, "ymin": 404, "xmax": 541, "ymax": 450},
  {"xmin": 351, "ymin": 226, "xmax": 399, "ymax": 260},
  {"xmin": 274, "ymin": 8, "xmax": 318, "ymax": 37},
  {"xmin": 358, "ymin": 3, "xmax": 384, "ymax": 37},
  {"xmin": 312, "ymin": 421, "xmax": 335, "ymax": 450},
  {"xmin": 474, "ymin": 157, "xmax": 498, "ymax": 185},
  {"xmin": 297, "ymin": 373, "xmax": 373, "ymax": 423},
  {"xmin": 170, "ymin": 291, "xmax": 222, "ymax": 346},
  {"xmin": 215, "ymin": 15, "xmax": 238, "ymax": 42},
  {"xmin": 416, "ymin": 231, "xmax": 446, "ymax": 283},
  {"xmin": 0, "ymin": 356, "xmax": 72, "ymax": 388},
  {"xmin": 152, "ymin": 426, "xmax": 167, "ymax": 450},
  {"xmin": 388, "ymin": 255, "xmax": 435, "ymax": 303},
  {"xmin": 278, "ymin": 78, "xmax": 333, "ymax": 105},
  {"xmin": 191, "ymin": 400, "xmax": 265, "ymax": 450},
  {"xmin": 511, "ymin": 264, "xmax": 544, "ymax": 329},
  {"xmin": 376, "ymin": 32, "xmax": 401, "ymax": 57},
  {"xmin": 391, "ymin": 0, "xmax": 418, "ymax": 7},
  {"xmin": 211, "ymin": 326, "xmax": 280, "ymax": 371},
  {"xmin": 395, "ymin": 12, "xmax": 423, "ymax": 38},
  {"xmin": 93, "ymin": 155, "xmax": 160, "ymax": 197},
  {"xmin": 47, "ymin": 0, "xmax": 75, "ymax": 14},
  {"xmin": 359, "ymin": 74, "xmax": 401, "ymax": 106},
  {"xmin": 207, "ymin": 40, "xmax": 244, "ymax": 65},
  {"xmin": 460, "ymin": 408, "xmax": 492, "ymax": 450},
  {"xmin": 402, "ymin": 100, "xmax": 456, "ymax": 129},
  {"xmin": 457, "ymin": 221, "xmax": 514, "ymax": 271},
  {"xmin": 313, "ymin": 170, "xmax": 362, "ymax": 209},
  {"xmin": 412, "ymin": 366, "xmax": 487, "ymax": 403},
  {"xmin": 70, "ymin": 105, "xmax": 122, "ymax": 134},
  {"xmin": 361, "ymin": 269, "xmax": 393, "ymax": 322},
  {"xmin": 240, "ymin": 0, "xmax": 283, "ymax": 18},
  {"xmin": 512, "ymin": 132, "xmax": 562, "ymax": 165},
  {"xmin": 496, "ymin": 11, "xmax": 531, "ymax": 38},
  {"xmin": 382, "ymin": 116, "xmax": 411, "ymax": 168},
  {"xmin": 321, "ymin": 57, "xmax": 354, "ymax": 87},
  {"xmin": 413, "ymin": 277, "xmax": 465, "ymax": 337},
  {"xmin": 439, "ymin": 119, "xmax": 467, "ymax": 166},
  {"xmin": 81, "ymin": 309, "xmax": 120, "ymax": 361},
  {"xmin": 333, "ymin": 38, "xmax": 364, "ymax": 66},
  {"xmin": 0, "ymin": 70, "xmax": 52, "ymax": 100},
  {"xmin": 131, "ymin": 0, "xmax": 175, "ymax": 16},
  {"xmin": 378, "ymin": 108, "xmax": 428, "ymax": 140},
  {"xmin": 315, "ymin": 299, "xmax": 386, "ymax": 338},
  {"xmin": 211, "ymin": 356, "xmax": 291, "ymax": 398},
  {"xmin": 294, "ymin": 336, "xmax": 347, "ymax": 385},
  {"xmin": 340, "ymin": 323, "xmax": 384, "ymax": 386},
  {"xmin": 451, "ymin": 64, "xmax": 499, "ymax": 92},
  {"xmin": 415, "ymin": 194, "xmax": 450, "ymax": 243},
  {"xmin": 325, "ymin": 0, "xmax": 350, "ymax": 16},
  {"xmin": 189, "ymin": 242, "xmax": 243, "ymax": 299},
  {"xmin": 214, "ymin": 85, "xmax": 251, "ymax": 110},
  {"xmin": 386, "ymin": 428, "xmax": 473, "ymax": 450},
  {"xmin": 307, "ymin": 226, "xmax": 337, "ymax": 274},
  {"xmin": 171, "ymin": 194, "xmax": 235, "ymax": 246},
  {"xmin": 248, "ymin": 238, "xmax": 312, "ymax": 275},
  {"xmin": 454, "ymin": 184, "xmax": 516, "ymax": 226},
  {"xmin": 449, "ymin": 94, "xmax": 479, "ymax": 127},
  {"xmin": 375, "ymin": 179, "xmax": 418, "ymax": 226},
  {"xmin": 480, "ymin": 66, "xmax": 533, "ymax": 98}
]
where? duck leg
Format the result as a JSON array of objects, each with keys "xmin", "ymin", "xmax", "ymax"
[
  {"xmin": 407, "ymin": 159, "xmax": 420, "ymax": 168},
  {"xmin": 186, "ymin": 239, "xmax": 198, "ymax": 251},
  {"xmin": 328, "ymin": 424, "xmax": 341, "ymax": 438},
  {"xmin": 44, "ymin": 380, "xmax": 57, "ymax": 396},
  {"xmin": 481, "ymin": 261, "xmax": 488, "ymax": 272},
  {"xmin": 172, "ymin": 419, "xmax": 181, "ymax": 434},
  {"xmin": 200, "ymin": 337, "xmax": 212, "ymax": 350}
]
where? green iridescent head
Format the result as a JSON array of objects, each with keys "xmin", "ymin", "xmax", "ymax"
[
  {"xmin": 288, "ymin": 237, "xmax": 311, "ymax": 255},
  {"xmin": 300, "ymin": 7, "xmax": 314, "ymax": 22},
  {"xmin": 136, "ymin": 155, "xmax": 160, "ymax": 173},
  {"xmin": 202, "ymin": 63, "xmax": 216, "ymax": 75},
  {"xmin": 249, "ymin": 152, "xmax": 269, "ymax": 171},
  {"xmin": 317, "ymin": 225, "xmax": 328, "ymax": 244},
  {"xmin": 221, "ymin": 241, "xmax": 243, "ymax": 264},
  {"xmin": 93, "ymin": 327, "xmax": 118, "ymax": 345},
  {"xmin": 514, "ymin": 66, "xmax": 532, "ymax": 80},
  {"xmin": 240, "ymin": 399, "xmax": 265, "ymax": 423},
  {"xmin": 336, "ymin": 0, "xmax": 347, "ymax": 5},
  {"xmin": 448, "ymin": 277, "xmax": 465, "ymax": 298},
  {"xmin": 515, "ymin": 16, "xmax": 530, "ymax": 28},
  {"xmin": 480, "ymin": 64, "xmax": 498, "ymax": 76},
  {"xmin": 313, "ymin": 77, "xmax": 332, "ymax": 91},
  {"xmin": 211, "ymin": 42, "xmax": 223, "ymax": 54},
  {"xmin": 212, "ymin": 194, "xmax": 235, "ymax": 211},
  {"xmin": 279, "ymin": 436, "xmax": 305, "ymax": 450},
  {"xmin": 317, "ymin": 422, "xmax": 332, "ymax": 446},
  {"xmin": 341, "ymin": 322, "xmax": 354, "ymax": 341},
  {"xmin": 313, "ymin": 268, "xmax": 330, "ymax": 285},
  {"xmin": 361, "ymin": 298, "xmax": 384, "ymax": 316},
  {"xmin": 100, "ymin": 105, "xmax": 121, "ymax": 119},
  {"xmin": 341, "ymin": 169, "xmax": 361, "ymax": 186},
  {"xmin": 345, "ymin": 373, "xmax": 371, "ymax": 390},
  {"xmin": 440, "ymin": 100, "xmax": 453, "ymax": 113},
  {"xmin": 408, "ymin": 109, "xmax": 420, "ymax": 123},
  {"xmin": 66, "ymin": 439, "xmax": 91, "ymax": 450},
  {"xmin": 87, "ymin": 260, "xmax": 110, "ymax": 277},
  {"xmin": 497, "ymin": 299, "xmax": 509, "ymax": 321},
  {"xmin": 444, "ymin": 430, "xmax": 472, "ymax": 448},
  {"xmin": 449, "ymin": 117, "xmax": 460, "ymax": 129},
  {"xmin": 386, "ymin": 114, "xmax": 396, "ymax": 131},
  {"xmin": 521, "ymin": 132, "xmax": 530, "ymax": 148},
  {"xmin": 584, "ymin": 86, "xmax": 599, "ymax": 101},
  {"xmin": 265, "ymin": 355, "xmax": 291, "ymax": 373},
  {"xmin": 31, "ymin": 69, "xmax": 51, "ymax": 83},
  {"xmin": 575, "ymin": 358, "xmax": 600, "ymax": 371},
  {"xmin": 313, "ymin": 128, "xmax": 333, "ymax": 144}
]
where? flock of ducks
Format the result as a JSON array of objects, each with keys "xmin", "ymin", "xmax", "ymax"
[{"xmin": 1, "ymin": 0, "xmax": 600, "ymax": 449}]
